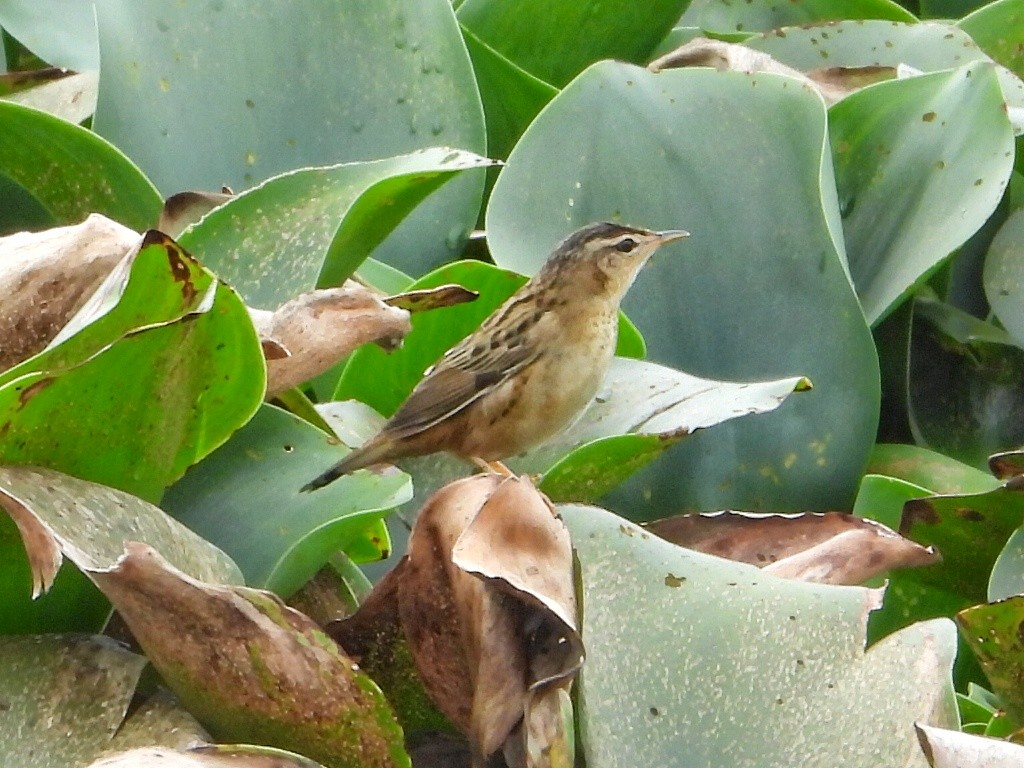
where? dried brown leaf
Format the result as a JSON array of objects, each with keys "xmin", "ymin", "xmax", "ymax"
[
  {"xmin": 0, "ymin": 214, "xmax": 137, "ymax": 371},
  {"xmin": 646, "ymin": 511, "xmax": 939, "ymax": 585},
  {"xmin": 648, "ymin": 37, "xmax": 894, "ymax": 106},
  {"xmin": 87, "ymin": 542, "xmax": 407, "ymax": 768},
  {"xmin": 159, "ymin": 191, "xmax": 235, "ymax": 239},
  {"xmin": 383, "ymin": 284, "xmax": 479, "ymax": 313},
  {"xmin": 250, "ymin": 285, "xmax": 411, "ymax": 398},
  {"xmin": 989, "ymin": 449, "xmax": 1024, "ymax": 480}
]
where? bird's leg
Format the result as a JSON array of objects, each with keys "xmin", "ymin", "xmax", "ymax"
[{"xmin": 470, "ymin": 456, "xmax": 515, "ymax": 477}]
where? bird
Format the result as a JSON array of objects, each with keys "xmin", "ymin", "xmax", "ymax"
[{"xmin": 301, "ymin": 221, "xmax": 688, "ymax": 492}]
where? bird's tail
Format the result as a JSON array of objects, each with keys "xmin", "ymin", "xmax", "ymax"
[{"xmin": 299, "ymin": 438, "xmax": 394, "ymax": 492}]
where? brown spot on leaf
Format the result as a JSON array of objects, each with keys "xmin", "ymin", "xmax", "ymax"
[
  {"xmin": 922, "ymin": 111, "xmax": 936, "ymax": 122},
  {"xmin": 900, "ymin": 499, "xmax": 939, "ymax": 533},
  {"xmin": 664, "ymin": 573, "xmax": 686, "ymax": 588},
  {"xmin": 955, "ymin": 507, "xmax": 984, "ymax": 522},
  {"xmin": 18, "ymin": 378, "xmax": 53, "ymax": 407}
]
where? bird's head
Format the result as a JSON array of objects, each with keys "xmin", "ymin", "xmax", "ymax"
[{"xmin": 539, "ymin": 221, "xmax": 689, "ymax": 300}]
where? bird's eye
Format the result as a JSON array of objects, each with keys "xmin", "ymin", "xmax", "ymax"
[{"xmin": 615, "ymin": 238, "xmax": 637, "ymax": 253}]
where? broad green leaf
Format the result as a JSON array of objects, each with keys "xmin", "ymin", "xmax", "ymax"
[
  {"xmin": 563, "ymin": 503, "xmax": 958, "ymax": 768},
  {"xmin": 334, "ymin": 259, "xmax": 644, "ymax": 418},
  {"xmin": 0, "ymin": 100, "xmax": 160, "ymax": 231},
  {"xmin": 866, "ymin": 443, "xmax": 1001, "ymax": 496},
  {"xmin": 0, "ymin": 635, "xmax": 146, "ymax": 767},
  {"xmin": 0, "ymin": 0, "xmax": 98, "ymax": 70},
  {"xmin": 0, "ymin": 233, "xmax": 264, "ymax": 503},
  {"xmin": 958, "ymin": 596, "xmax": 1024, "ymax": 725},
  {"xmin": 93, "ymin": 0, "xmax": 486, "ymax": 276},
  {"xmin": 922, "ymin": 0, "xmax": 992, "ymax": 18},
  {"xmin": 162, "ymin": 404, "xmax": 411, "ymax": 597},
  {"xmin": 178, "ymin": 149, "xmax": 495, "ymax": 310},
  {"xmin": 984, "ymin": 207, "xmax": 1024, "ymax": 347},
  {"xmin": 908, "ymin": 298, "xmax": 1024, "ymax": 468},
  {"xmin": 514, "ymin": 359, "xmax": 810, "ymax": 505},
  {"xmin": 487, "ymin": 62, "xmax": 879, "ymax": 514},
  {"xmin": 828, "ymin": 62, "xmax": 1013, "ymax": 324},
  {"xmin": 990, "ymin": 526, "xmax": 1024, "ymax": 601},
  {"xmin": 960, "ymin": 0, "xmax": 1024, "ymax": 80},
  {"xmin": 680, "ymin": 0, "xmax": 915, "ymax": 34},
  {"xmin": 460, "ymin": 25, "xmax": 558, "ymax": 160},
  {"xmin": 457, "ymin": 0, "xmax": 687, "ymax": 87}
]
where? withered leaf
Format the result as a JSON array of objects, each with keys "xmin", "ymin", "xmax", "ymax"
[
  {"xmin": 383, "ymin": 284, "xmax": 479, "ymax": 313},
  {"xmin": 648, "ymin": 37, "xmax": 895, "ymax": 106},
  {"xmin": 0, "ymin": 214, "xmax": 137, "ymax": 371},
  {"xmin": 88, "ymin": 542, "xmax": 408, "ymax": 768},
  {"xmin": 989, "ymin": 449, "xmax": 1024, "ymax": 480},
  {"xmin": 250, "ymin": 285, "xmax": 411, "ymax": 398},
  {"xmin": 646, "ymin": 511, "xmax": 938, "ymax": 585}
]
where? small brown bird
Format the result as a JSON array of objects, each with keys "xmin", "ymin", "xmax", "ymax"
[{"xmin": 301, "ymin": 221, "xmax": 688, "ymax": 491}]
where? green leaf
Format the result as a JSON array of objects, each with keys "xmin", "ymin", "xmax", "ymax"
[
  {"xmin": 0, "ymin": 232, "xmax": 264, "ymax": 503},
  {"xmin": 334, "ymin": 259, "xmax": 644, "ymax": 418},
  {"xmin": 162, "ymin": 404, "xmax": 412, "ymax": 597},
  {"xmin": 486, "ymin": 62, "xmax": 879, "ymax": 513},
  {"xmin": 866, "ymin": 443, "xmax": 1001, "ymax": 496},
  {"xmin": 562, "ymin": 503, "xmax": 958, "ymax": 768},
  {"xmin": 990, "ymin": 525, "xmax": 1024, "ymax": 601},
  {"xmin": 829, "ymin": 62, "xmax": 1013, "ymax": 324},
  {"xmin": 908, "ymin": 298, "xmax": 1024, "ymax": 468},
  {"xmin": 178, "ymin": 149, "xmax": 495, "ymax": 310},
  {"xmin": 460, "ymin": 25, "xmax": 558, "ymax": 160},
  {"xmin": 680, "ymin": 0, "xmax": 915, "ymax": 34},
  {"xmin": 984, "ymin": 206, "xmax": 1024, "ymax": 347},
  {"xmin": 960, "ymin": 0, "xmax": 1024, "ymax": 81},
  {"xmin": 457, "ymin": 0, "xmax": 687, "ymax": 86},
  {"xmin": 0, "ymin": 635, "xmax": 146, "ymax": 766},
  {"xmin": 0, "ymin": 0, "xmax": 99, "ymax": 70},
  {"xmin": 958, "ymin": 596, "xmax": 1024, "ymax": 725},
  {"xmin": 92, "ymin": 0, "xmax": 486, "ymax": 276},
  {"xmin": 0, "ymin": 100, "xmax": 160, "ymax": 231}
]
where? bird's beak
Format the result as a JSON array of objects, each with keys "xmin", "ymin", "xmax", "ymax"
[{"xmin": 656, "ymin": 229, "xmax": 690, "ymax": 244}]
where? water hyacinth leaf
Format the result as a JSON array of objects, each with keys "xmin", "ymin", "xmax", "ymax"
[
  {"xmin": 460, "ymin": 25, "xmax": 558, "ymax": 161},
  {"xmin": 915, "ymin": 722, "xmax": 1024, "ymax": 768},
  {"xmin": 562, "ymin": 503, "xmax": 958, "ymax": 768},
  {"xmin": 93, "ymin": 0, "xmax": 486, "ymax": 277},
  {"xmin": 646, "ymin": 509, "xmax": 938, "ymax": 585},
  {"xmin": 680, "ymin": 0, "xmax": 914, "ymax": 34},
  {"xmin": 984, "ymin": 207, "xmax": 1024, "ymax": 348},
  {"xmin": 334, "ymin": 259, "xmax": 644, "ymax": 420},
  {"xmin": 0, "ymin": 0, "xmax": 99, "ymax": 70},
  {"xmin": 87, "ymin": 542, "xmax": 409, "ymax": 768},
  {"xmin": 487, "ymin": 62, "xmax": 879, "ymax": 514},
  {"xmin": 0, "ymin": 232, "xmax": 264, "ymax": 503},
  {"xmin": 162, "ymin": 404, "xmax": 410, "ymax": 597},
  {"xmin": 959, "ymin": 0, "xmax": 1024, "ymax": 80},
  {"xmin": 457, "ymin": 0, "xmax": 687, "ymax": 87},
  {"xmin": 0, "ymin": 634, "xmax": 147, "ymax": 767},
  {"xmin": 828, "ymin": 62, "xmax": 1013, "ymax": 325},
  {"xmin": 865, "ymin": 443, "xmax": 1000, "ymax": 497},
  {"xmin": 957, "ymin": 596, "xmax": 1024, "ymax": 725},
  {"xmin": 0, "ymin": 100, "xmax": 161, "ymax": 231},
  {"xmin": 908, "ymin": 298, "xmax": 1024, "ymax": 469},
  {"xmin": 178, "ymin": 149, "xmax": 496, "ymax": 310},
  {"xmin": 520, "ymin": 359, "xmax": 810, "ymax": 504},
  {"xmin": 0, "ymin": 214, "xmax": 138, "ymax": 372},
  {"xmin": 0, "ymin": 465, "xmax": 242, "ymax": 597}
]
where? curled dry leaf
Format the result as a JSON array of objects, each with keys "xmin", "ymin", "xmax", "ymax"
[
  {"xmin": 249, "ymin": 284, "xmax": 411, "ymax": 399},
  {"xmin": 0, "ymin": 214, "xmax": 137, "ymax": 371},
  {"xmin": 646, "ymin": 511, "xmax": 939, "ymax": 585},
  {"xmin": 989, "ymin": 449, "xmax": 1024, "ymax": 480},
  {"xmin": 88, "ymin": 744, "xmax": 328, "ymax": 768},
  {"xmin": 333, "ymin": 474, "xmax": 581, "ymax": 766},
  {"xmin": 159, "ymin": 190, "xmax": 235, "ymax": 239},
  {"xmin": 648, "ymin": 37, "xmax": 894, "ymax": 106},
  {"xmin": 383, "ymin": 284, "xmax": 479, "ymax": 313},
  {"xmin": 915, "ymin": 722, "xmax": 1024, "ymax": 768},
  {"xmin": 88, "ymin": 542, "xmax": 407, "ymax": 768}
]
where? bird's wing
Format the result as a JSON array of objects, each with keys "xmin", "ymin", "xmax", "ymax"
[{"xmin": 381, "ymin": 338, "xmax": 539, "ymax": 440}]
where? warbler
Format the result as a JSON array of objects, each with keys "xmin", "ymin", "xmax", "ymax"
[{"xmin": 302, "ymin": 222, "xmax": 688, "ymax": 491}]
